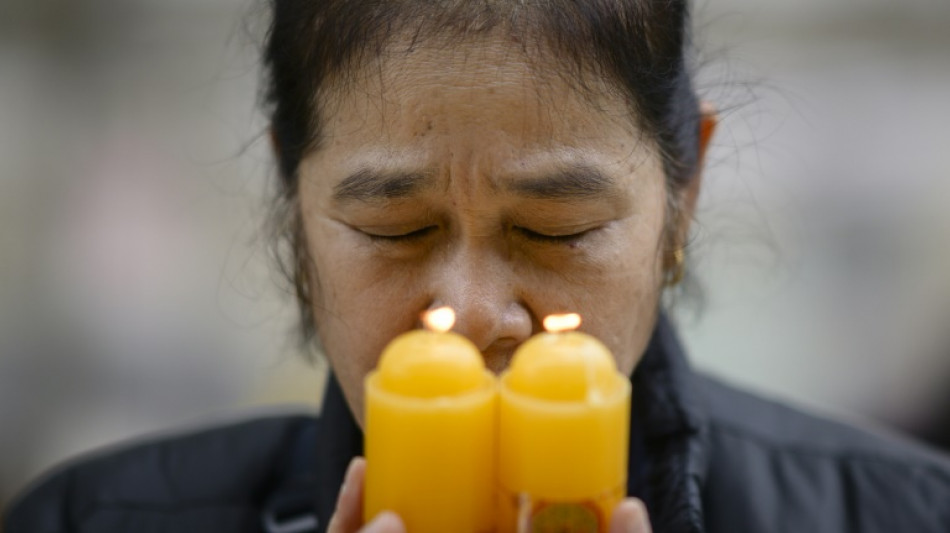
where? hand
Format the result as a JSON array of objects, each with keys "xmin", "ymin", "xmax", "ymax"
[
  {"xmin": 327, "ymin": 458, "xmax": 405, "ymax": 533},
  {"xmin": 327, "ymin": 457, "xmax": 652, "ymax": 533},
  {"xmin": 609, "ymin": 498, "xmax": 653, "ymax": 533}
]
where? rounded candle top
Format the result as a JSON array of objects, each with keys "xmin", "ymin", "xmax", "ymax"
[
  {"xmin": 376, "ymin": 308, "xmax": 485, "ymax": 398},
  {"xmin": 505, "ymin": 315, "xmax": 619, "ymax": 402}
]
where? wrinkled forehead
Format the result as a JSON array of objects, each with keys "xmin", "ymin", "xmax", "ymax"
[{"xmin": 316, "ymin": 36, "xmax": 644, "ymax": 151}]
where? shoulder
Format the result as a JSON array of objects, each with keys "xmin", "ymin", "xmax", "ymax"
[
  {"xmin": 694, "ymin": 374, "xmax": 950, "ymax": 531},
  {"xmin": 3, "ymin": 414, "xmax": 316, "ymax": 533}
]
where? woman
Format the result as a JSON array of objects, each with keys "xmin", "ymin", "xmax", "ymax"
[{"xmin": 6, "ymin": 1, "xmax": 950, "ymax": 532}]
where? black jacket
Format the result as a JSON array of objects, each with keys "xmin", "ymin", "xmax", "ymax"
[{"xmin": 6, "ymin": 316, "xmax": 950, "ymax": 532}]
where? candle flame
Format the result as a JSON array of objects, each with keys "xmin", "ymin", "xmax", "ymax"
[
  {"xmin": 543, "ymin": 313, "xmax": 582, "ymax": 333},
  {"xmin": 422, "ymin": 306, "xmax": 456, "ymax": 333}
]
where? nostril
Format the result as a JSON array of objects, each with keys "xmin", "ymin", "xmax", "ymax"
[
  {"xmin": 483, "ymin": 337, "xmax": 521, "ymax": 353},
  {"xmin": 481, "ymin": 338, "xmax": 522, "ymax": 374}
]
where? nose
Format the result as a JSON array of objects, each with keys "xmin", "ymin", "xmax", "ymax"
[{"xmin": 427, "ymin": 246, "xmax": 534, "ymax": 371}]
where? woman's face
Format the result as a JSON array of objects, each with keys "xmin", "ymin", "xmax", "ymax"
[{"xmin": 297, "ymin": 41, "xmax": 691, "ymax": 424}]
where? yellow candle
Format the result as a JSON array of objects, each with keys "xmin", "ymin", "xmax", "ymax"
[
  {"xmin": 364, "ymin": 307, "xmax": 496, "ymax": 533},
  {"xmin": 498, "ymin": 314, "xmax": 631, "ymax": 533}
]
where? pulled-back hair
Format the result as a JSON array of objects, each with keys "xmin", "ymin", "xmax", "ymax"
[{"xmin": 262, "ymin": 0, "xmax": 701, "ymax": 343}]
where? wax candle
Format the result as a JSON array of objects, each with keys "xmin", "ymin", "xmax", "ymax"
[
  {"xmin": 498, "ymin": 313, "xmax": 631, "ymax": 533},
  {"xmin": 364, "ymin": 307, "xmax": 496, "ymax": 533}
]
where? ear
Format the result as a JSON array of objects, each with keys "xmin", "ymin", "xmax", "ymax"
[
  {"xmin": 675, "ymin": 100, "xmax": 718, "ymax": 244},
  {"xmin": 698, "ymin": 100, "xmax": 718, "ymax": 165}
]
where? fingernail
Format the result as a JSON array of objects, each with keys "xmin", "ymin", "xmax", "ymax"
[
  {"xmin": 342, "ymin": 459, "xmax": 359, "ymax": 490},
  {"xmin": 367, "ymin": 511, "xmax": 405, "ymax": 532},
  {"xmin": 335, "ymin": 459, "xmax": 359, "ymax": 511},
  {"xmin": 628, "ymin": 500, "xmax": 650, "ymax": 533}
]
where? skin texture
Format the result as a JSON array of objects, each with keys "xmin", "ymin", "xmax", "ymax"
[
  {"xmin": 299, "ymin": 39, "xmax": 689, "ymax": 421},
  {"xmin": 295, "ymin": 37, "xmax": 712, "ymax": 531}
]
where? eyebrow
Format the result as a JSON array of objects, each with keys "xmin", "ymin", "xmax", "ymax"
[
  {"xmin": 505, "ymin": 165, "xmax": 619, "ymax": 200},
  {"xmin": 332, "ymin": 169, "xmax": 434, "ymax": 203},
  {"xmin": 332, "ymin": 164, "xmax": 619, "ymax": 203}
]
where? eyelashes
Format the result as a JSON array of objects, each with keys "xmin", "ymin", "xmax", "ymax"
[
  {"xmin": 513, "ymin": 227, "xmax": 592, "ymax": 244},
  {"xmin": 363, "ymin": 226, "xmax": 438, "ymax": 243},
  {"xmin": 362, "ymin": 226, "xmax": 594, "ymax": 246}
]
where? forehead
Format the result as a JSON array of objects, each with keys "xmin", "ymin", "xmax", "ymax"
[{"xmin": 316, "ymin": 38, "xmax": 649, "ymax": 163}]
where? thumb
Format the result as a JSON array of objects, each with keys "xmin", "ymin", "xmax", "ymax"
[
  {"xmin": 361, "ymin": 511, "xmax": 406, "ymax": 533},
  {"xmin": 609, "ymin": 498, "xmax": 652, "ymax": 533},
  {"xmin": 327, "ymin": 458, "xmax": 366, "ymax": 533}
]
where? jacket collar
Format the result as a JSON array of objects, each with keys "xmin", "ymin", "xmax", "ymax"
[
  {"xmin": 300, "ymin": 312, "xmax": 709, "ymax": 532},
  {"xmin": 261, "ymin": 375, "xmax": 360, "ymax": 533},
  {"xmin": 312, "ymin": 374, "xmax": 364, "ymax": 530},
  {"xmin": 631, "ymin": 313, "xmax": 709, "ymax": 533}
]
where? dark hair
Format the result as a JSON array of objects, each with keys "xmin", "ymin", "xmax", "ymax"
[{"xmin": 262, "ymin": 0, "xmax": 702, "ymax": 343}]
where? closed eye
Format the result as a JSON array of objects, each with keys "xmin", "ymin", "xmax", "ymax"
[
  {"xmin": 515, "ymin": 226, "xmax": 594, "ymax": 244},
  {"xmin": 363, "ymin": 226, "xmax": 437, "ymax": 242}
]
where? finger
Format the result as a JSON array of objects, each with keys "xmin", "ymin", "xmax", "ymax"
[
  {"xmin": 362, "ymin": 511, "xmax": 406, "ymax": 533},
  {"xmin": 327, "ymin": 457, "xmax": 367, "ymax": 533},
  {"xmin": 609, "ymin": 498, "xmax": 652, "ymax": 533}
]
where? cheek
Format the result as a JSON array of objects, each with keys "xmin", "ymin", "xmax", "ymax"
[
  {"xmin": 552, "ymin": 211, "xmax": 666, "ymax": 376},
  {"xmin": 302, "ymin": 215, "xmax": 428, "ymax": 423},
  {"xmin": 567, "ymin": 238, "xmax": 663, "ymax": 373}
]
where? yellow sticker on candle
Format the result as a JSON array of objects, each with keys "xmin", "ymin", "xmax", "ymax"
[
  {"xmin": 522, "ymin": 499, "xmax": 604, "ymax": 533},
  {"xmin": 530, "ymin": 501, "xmax": 602, "ymax": 533}
]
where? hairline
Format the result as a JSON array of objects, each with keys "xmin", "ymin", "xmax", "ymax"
[{"xmin": 307, "ymin": 29, "xmax": 656, "ymax": 162}]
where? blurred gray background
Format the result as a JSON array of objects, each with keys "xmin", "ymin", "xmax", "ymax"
[{"xmin": 2, "ymin": 0, "xmax": 949, "ymax": 508}]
